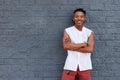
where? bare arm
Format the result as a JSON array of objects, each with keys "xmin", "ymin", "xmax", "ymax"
[
  {"xmin": 62, "ymin": 30, "xmax": 87, "ymax": 50},
  {"xmin": 75, "ymin": 32, "xmax": 95, "ymax": 53}
]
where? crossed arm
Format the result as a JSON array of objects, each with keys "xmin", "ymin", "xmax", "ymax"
[{"xmin": 62, "ymin": 30, "xmax": 95, "ymax": 53}]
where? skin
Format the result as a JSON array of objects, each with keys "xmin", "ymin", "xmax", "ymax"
[{"xmin": 63, "ymin": 11, "xmax": 95, "ymax": 53}]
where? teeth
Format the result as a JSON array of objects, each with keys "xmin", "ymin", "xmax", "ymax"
[{"xmin": 78, "ymin": 21, "xmax": 81, "ymax": 22}]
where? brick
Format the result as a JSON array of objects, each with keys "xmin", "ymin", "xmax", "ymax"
[
  {"xmin": 43, "ymin": 70, "xmax": 61, "ymax": 77},
  {"xmin": 60, "ymin": 5, "xmax": 89, "ymax": 11},
  {"xmin": 44, "ymin": 78, "xmax": 61, "ymax": 80},
  {"xmin": 106, "ymin": 17, "xmax": 120, "ymax": 22},
  {"xmin": 113, "ymin": 0, "xmax": 120, "ymax": 5},
  {"xmin": 88, "ymin": 16, "xmax": 105, "ymax": 23},
  {"xmin": 90, "ymin": 4, "xmax": 105, "ymax": 11},
  {"xmin": 87, "ymin": 11, "xmax": 105, "ymax": 17},
  {"xmin": 62, "ymin": 0, "xmax": 89, "ymax": 4},
  {"xmin": 104, "ymin": 11, "xmax": 120, "ymax": 17},
  {"xmin": 104, "ymin": 4, "xmax": 120, "ymax": 10},
  {"xmin": 34, "ymin": 0, "xmax": 63, "ymax": 5}
]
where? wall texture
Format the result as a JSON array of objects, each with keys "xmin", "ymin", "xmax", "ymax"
[{"xmin": 0, "ymin": 0, "xmax": 120, "ymax": 80}]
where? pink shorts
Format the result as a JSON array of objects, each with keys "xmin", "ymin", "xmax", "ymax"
[{"xmin": 61, "ymin": 68, "xmax": 91, "ymax": 80}]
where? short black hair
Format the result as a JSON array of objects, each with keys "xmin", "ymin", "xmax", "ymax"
[{"xmin": 73, "ymin": 8, "xmax": 86, "ymax": 16}]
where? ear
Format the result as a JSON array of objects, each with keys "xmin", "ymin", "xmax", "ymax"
[
  {"xmin": 72, "ymin": 17, "xmax": 75, "ymax": 22},
  {"xmin": 84, "ymin": 15, "xmax": 86, "ymax": 19},
  {"xmin": 72, "ymin": 19, "xmax": 75, "ymax": 23},
  {"xmin": 84, "ymin": 17, "xmax": 86, "ymax": 22}
]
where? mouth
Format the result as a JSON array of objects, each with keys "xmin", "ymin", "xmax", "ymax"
[{"xmin": 77, "ymin": 21, "xmax": 82, "ymax": 24}]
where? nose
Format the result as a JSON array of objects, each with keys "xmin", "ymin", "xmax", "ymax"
[{"xmin": 78, "ymin": 17, "xmax": 81, "ymax": 20}]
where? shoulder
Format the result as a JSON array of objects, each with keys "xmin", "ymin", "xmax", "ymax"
[
  {"xmin": 65, "ymin": 26, "xmax": 74, "ymax": 30},
  {"xmin": 64, "ymin": 26, "xmax": 74, "ymax": 32},
  {"xmin": 83, "ymin": 26, "xmax": 94, "ymax": 37},
  {"xmin": 83, "ymin": 26, "xmax": 93, "ymax": 33}
]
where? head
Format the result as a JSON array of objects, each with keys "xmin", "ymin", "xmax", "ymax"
[{"xmin": 73, "ymin": 8, "xmax": 86, "ymax": 27}]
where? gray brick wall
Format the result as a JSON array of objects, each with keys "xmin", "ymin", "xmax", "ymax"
[{"xmin": 0, "ymin": 0, "xmax": 120, "ymax": 80}]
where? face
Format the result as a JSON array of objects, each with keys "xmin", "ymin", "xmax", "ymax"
[{"xmin": 73, "ymin": 11, "xmax": 86, "ymax": 27}]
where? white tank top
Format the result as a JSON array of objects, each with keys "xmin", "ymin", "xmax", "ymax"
[{"xmin": 64, "ymin": 26, "xmax": 93, "ymax": 71}]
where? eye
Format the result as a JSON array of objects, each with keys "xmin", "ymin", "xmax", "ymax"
[
  {"xmin": 81, "ymin": 16, "xmax": 85, "ymax": 18},
  {"xmin": 75, "ymin": 15, "xmax": 79, "ymax": 18}
]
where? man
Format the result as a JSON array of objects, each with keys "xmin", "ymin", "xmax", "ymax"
[{"xmin": 61, "ymin": 8, "xmax": 95, "ymax": 80}]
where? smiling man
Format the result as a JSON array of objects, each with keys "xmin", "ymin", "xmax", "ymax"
[{"xmin": 61, "ymin": 8, "xmax": 95, "ymax": 80}]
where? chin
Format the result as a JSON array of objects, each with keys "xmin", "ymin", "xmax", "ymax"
[{"xmin": 77, "ymin": 24, "xmax": 82, "ymax": 26}]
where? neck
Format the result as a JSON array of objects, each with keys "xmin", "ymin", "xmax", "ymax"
[{"xmin": 75, "ymin": 25, "xmax": 83, "ymax": 31}]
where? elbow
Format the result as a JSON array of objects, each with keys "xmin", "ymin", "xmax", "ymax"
[
  {"xmin": 90, "ymin": 49, "xmax": 94, "ymax": 53},
  {"xmin": 63, "ymin": 47, "xmax": 67, "ymax": 50},
  {"xmin": 89, "ymin": 44, "xmax": 95, "ymax": 53},
  {"xmin": 91, "ymin": 44, "xmax": 95, "ymax": 53},
  {"xmin": 89, "ymin": 48, "xmax": 94, "ymax": 53},
  {"xmin": 63, "ymin": 45, "xmax": 68, "ymax": 50}
]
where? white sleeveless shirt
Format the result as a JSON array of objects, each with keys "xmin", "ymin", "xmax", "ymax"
[{"xmin": 64, "ymin": 26, "xmax": 93, "ymax": 71}]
